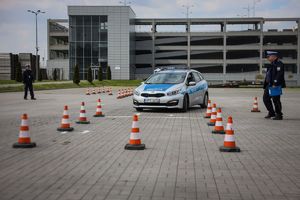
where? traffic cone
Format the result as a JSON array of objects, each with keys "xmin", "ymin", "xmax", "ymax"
[
  {"xmin": 125, "ymin": 114, "xmax": 145, "ymax": 150},
  {"xmin": 117, "ymin": 90, "xmax": 121, "ymax": 99},
  {"xmin": 102, "ymin": 87, "xmax": 106, "ymax": 93},
  {"xmin": 92, "ymin": 88, "xmax": 96, "ymax": 94},
  {"xmin": 57, "ymin": 105, "xmax": 74, "ymax": 131},
  {"xmin": 13, "ymin": 114, "xmax": 36, "ymax": 148},
  {"xmin": 204, "ymin": 100, "xmax": 212, "ymax": 118},
  {"xmin": 220, "ymin": 116, "xmax": 240, "ymax": 152},
  {"xmin": 207, "ymin": 103, "xmax": 217, "ymax": 126},
  {"xmin": 97, "ymin": 87, "xmax": 101, "ymax": 94},
  {"xmin": 251, "ymin": 97, "xmax": 261, "ymax": 112},
  {"xmin": 76, "ymin": 102, "xmax": 90, "ymax": 124},
  {"xmin": 86, "ymin": 88, "xmax": 90, "ymax": 95},
  {"xmin": 108, "ymin": 88, "xmax": 113, "ymax": 95},
  {"xmin": 93, "ymin": 99, "xmax": 105, "ymax": 117},
  {"xmin": 212, "ymin": 108, "xmax": 225, "ymax": 134}
]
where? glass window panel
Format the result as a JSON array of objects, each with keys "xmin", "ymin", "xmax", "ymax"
[
  {"xmin": 100, "ymin": 47, "xmax": 107, "ymax": 60},
  {"xmin": 76, "ymin": 16, "xmax": 83, "ymax": 26},
  {"xmin": 92, "ymin": 16, "xmax": 99, "ymax": 26},
  {"xmin": 76, "ymin": 42, "xmax": 84, "ymax": 57},
  {"xmin": 92, "ymin": 57, "xmax": 99, "ymax": 66},
  {"xmin": 70, "ymin": 26, "xmax": 76, "ymax": 42},
  {"xmin": 100, "ymin": 16, "xmax": 107, "ymax": 23},
  {"xmin": 76, "ymin": 26, "xmax": 83, "ymax": 41},
  {"xmin": 84, "ymin": 42, "xmax": 91, "ymax": 57},
  {"xmin": 92, "ymin": 42, "xmax": 99, "ymax": 57},
  {"xmin": 92, "ymin": 27, "xmax": 100, "ymax": 41},
  {"xmin": 100, "ymin": 32, "xmax": 107, "ymax": 41},
  {"xmin": 84, "ymin": 57, "xmax": 92, "ymax": 68},
  {"xmin": 84, "ymin": 26, "xmax": 91, "ymax": 41},
  {"xmin": 70, "ymin": 42, "xmax": 76, "ymax": 58},
  {"xmin": 84, "ymin": 16, "xmax": 91, "ymax": 26}
]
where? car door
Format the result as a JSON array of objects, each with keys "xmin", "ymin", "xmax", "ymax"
[
  {"xmin": 186, "ymin": 72, "xmax": 197, "ymax": 106},
  {"xmin": 192, "ymin": 72, "xmax": 203, "ymax": 105}
]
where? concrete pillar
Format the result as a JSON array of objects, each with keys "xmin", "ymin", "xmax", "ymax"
[
  {"xmin": 187, "ymin": 20, "xmax": 191, "ymax": 69},
  {"xmin": 152, "ymin": 21, "xmax": 156, "ymax": 71},
  {"xmin": 259, "ymin": 21, "xmax": 264, "ymax": 75},
  {"xmin": 223, "ymin": 21, "xmax": 227, "ymax": 84}
]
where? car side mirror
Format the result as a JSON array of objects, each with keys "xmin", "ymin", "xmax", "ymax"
[{"xmin": 188, "ymin": 81, "xmax": 196, "ymax": 86}]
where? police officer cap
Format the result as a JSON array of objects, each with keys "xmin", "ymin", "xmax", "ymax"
[{"xmin": 266, "ymin": 51, "xmax": 279, "ymax": 57}]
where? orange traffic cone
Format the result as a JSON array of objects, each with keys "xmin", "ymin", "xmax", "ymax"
[
  {"xmin": 108, "ymin": 88, "xmax": 113, "ymax": 95},
  {"xmin": 220, "ymin": 116, "xmax": 240, "ymax": 152},
  {"xmin": 93, "ymin": 99, "xmax": 105, "ymax": 117},
  {"xmin": 86, "ymin": 88, "xmax": 90, "ymax": 95},
  {"xmin": 212, "ymin": 108, "xmax": 225, "ymax": 134},
  {"xmin": 13, "ymin": 114, "xmax": 36, "ymax": 148},
  {"xmin": 57, "ymin": 105, "xmax": 74, "ymax": 131},
  {"xmin": 251, "ymin": 97, "xmax": 261, "ymax": 112},
  {"xmin": 204, "ymin": 100, "xmax": 212, "ymax": 118},
  {"xmin": 92, "ymin": 88, "xmax": 96, "ymax": 94},
  {"xmin": 207, "ymin": 103, "xmax": 217, "ymax": 126},
  {"xmin": 76, "ymin": 102, "xmax": 90, "ymax": 124},
  {"xmin": 125, "ymin": 114, "xmax": 145, "ymax": 150},
  {"xmin": 117, "ymin": 90, "xmax": 121, "ymax": 99}
]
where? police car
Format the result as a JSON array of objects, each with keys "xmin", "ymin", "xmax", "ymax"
[{"xmin": 133, "ymin": 68, "xmax": 209, "ymax": 112}]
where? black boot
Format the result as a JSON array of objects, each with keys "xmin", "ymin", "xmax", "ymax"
[
  {"xmin": 265, "ymin": 113, "xmax": 275, "ymax": 119},
  {"xmin": 272, "ymin": 115, "xmax": 283, "ymax": 120}
]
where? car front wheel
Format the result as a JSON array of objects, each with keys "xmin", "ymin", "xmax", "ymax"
[
  {"xmin": 181, "ymin": 95, "xmax": 188, "ymax": 112},
  {"xmin": 200, "ymin": 92, "xmax": 208, "ymax": 108}
]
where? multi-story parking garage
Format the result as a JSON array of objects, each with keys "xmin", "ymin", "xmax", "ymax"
[{"xmin": 47, "ymin": 6, "xmax": 300, "ymax": 85}]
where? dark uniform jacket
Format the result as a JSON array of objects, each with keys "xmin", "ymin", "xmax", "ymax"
[
  {"xmin": 23, "ymin": 69, "xmax": 34, "ymax": 85},
  {"xmin": 263, "ymin": 59, "xmax": 286, "ymax": 89}
]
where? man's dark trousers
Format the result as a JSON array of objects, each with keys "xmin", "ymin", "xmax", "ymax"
[
  {"xmin": 24, "ymin": 83, "xmax": 34, "ymax": 99},
  {"xmin": 263, "ymin": 88, "xmax": 282, "ymax": 116}
]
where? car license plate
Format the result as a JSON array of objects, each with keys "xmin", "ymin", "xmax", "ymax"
[{"xmin": 144, "ymin": 98, "xmax": 160, "ymax": 103}]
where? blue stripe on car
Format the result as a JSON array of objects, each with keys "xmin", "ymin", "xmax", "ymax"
[{"xmin": 143, "ymin": 84, "xmax": 175, "ymax": 91}]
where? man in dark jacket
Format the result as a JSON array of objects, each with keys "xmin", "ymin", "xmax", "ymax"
[
  {"xmin": 263, "ymin": 51, "xmax": 285, "ymax": 120},
  {"xmin": 23, "ymin": 65, "xmax": 36, "ymax": 100}
]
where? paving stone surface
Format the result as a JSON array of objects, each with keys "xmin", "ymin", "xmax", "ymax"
[{"xmin": 0, "ymin": 88, "xmax": 299, "ymax": 200}]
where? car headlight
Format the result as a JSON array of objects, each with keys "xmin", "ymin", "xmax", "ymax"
[
  {"xmin": 134, "ymin": 90, "xmax": 140, "ymax": 96},
  {"xmin": 167, "ymin": 89, "xmax": 181, "ymax": 96}
]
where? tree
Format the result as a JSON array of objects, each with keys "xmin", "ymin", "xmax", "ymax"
[
  {"xmin": 98, "ymin": 65, "xmax": 103, "ymax": 81},
  {"xmin": 15, "ymin": 62, "xmax": 22, "ymax": 82},
  {"xmin": 38, "ymin": 68, "xmax": 43, "ymax": 81},
  {"xmin": 106, "ymin": 65, "xmax": 111, "ymax": 80},
  {"xmin": 73, "ymin": 64, "xmax": 80, "ymax": 84},
  {"xmin": 87, "ymin": 66, "xmax": 93, "ymax": 83},
  {"xmin": 53, "ymin": 68, "xmax": 57, "ymax": 81}
]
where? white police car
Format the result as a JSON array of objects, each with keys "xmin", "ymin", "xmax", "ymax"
[{"xmin": 133, "ymin": 69, "xmax": 209, "ymax": 112}]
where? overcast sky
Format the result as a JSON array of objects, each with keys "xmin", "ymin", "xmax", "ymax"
[{"xmin": 0, "ymin": 0, "xmax": 299, "ymax": 64}]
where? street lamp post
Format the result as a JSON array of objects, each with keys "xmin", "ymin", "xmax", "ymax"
[{"xmin": 27, "ymin": 9, "xmax": 45, "ymax": 81}]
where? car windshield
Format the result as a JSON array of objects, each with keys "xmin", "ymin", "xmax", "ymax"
[{"xmin": 145, "ymin": 72, "xmax": 187, "ymax": 84}]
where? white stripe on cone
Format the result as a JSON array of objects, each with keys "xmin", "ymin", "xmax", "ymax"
[
  {"xmin": 79, "ymin": 113, "xmax": 85, "ymax": 117},
  {"xmin": 132, "ymin": 121, "xmax": 139, "ymax": 128},
  {"xmin": 61, "ymin": 118, "xmax": 69, "ymax": 124},
  {"xmin": 130, "ymin": 132, "xmax": 141, "ymax": 140},
  {"xmin": 226, "ymin": 123, "xmax": 233, "ymax": 130},
  {"xmin": 19, "ymin": 131, "xmax": 30, "ymax": 138},
  {"xmin": 21, "ymin": 121, "xmax": 28, "ymax": 126},
  {"xmin": 224, "ymin": 134, "xmax": 235, "ymax": 142}
]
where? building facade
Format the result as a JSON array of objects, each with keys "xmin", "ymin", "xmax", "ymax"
[
  {"xmin": 47, "ymin": 19, "xmax": 69, "ymax": 80},
  {"xmin": 47, "ymin": 6, "xmax": 300, "ymax": 85}
]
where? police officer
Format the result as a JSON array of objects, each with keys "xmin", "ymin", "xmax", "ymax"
[
  {"xmin": 263, "ymin": 51, "xmax": 285, "ymax": 120},
  {"xmin": 23, "ymin": 65, "xmax": 36, "ymax": 100}
]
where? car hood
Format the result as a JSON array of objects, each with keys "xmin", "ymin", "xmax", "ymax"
[{"xmin": 137, "ymin": 83, "xmax": 184, "ymax": 93}]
